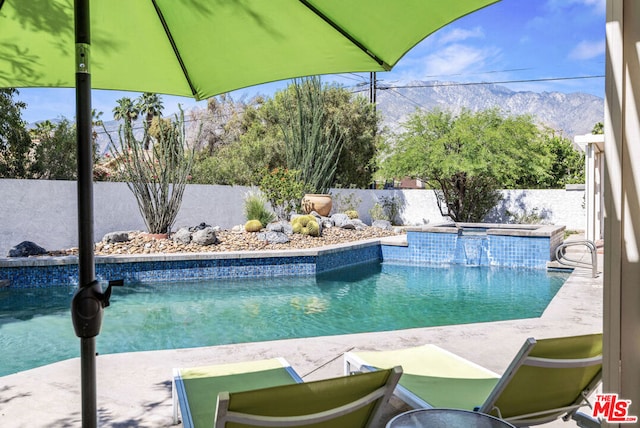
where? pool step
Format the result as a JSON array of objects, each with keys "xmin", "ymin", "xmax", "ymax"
[{"xmin": 379, "ymin": 235, "xmax": 408, "ymax": 247}]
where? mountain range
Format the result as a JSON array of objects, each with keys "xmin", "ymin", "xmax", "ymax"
[{"xmin": 374, "ymin": 80, "xmax": 604, "ymax": 138}]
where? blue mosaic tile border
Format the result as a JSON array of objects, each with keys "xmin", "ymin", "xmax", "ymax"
[
  {"xmin": 0, "ymin": 244, "xmax": 382, "ymax": 288},
  {"xmin": 316, "ymin": 245, "xmax": 381, "ymax": 273},
  {"xmin": 487, "ymin": 235, "xmax": 550, "ymax": 269},
  {"xmin": 382, "ymin": 231, "xmax": 551, "ymax": 269},
  {"xmin": 0, "ymin": 231, "xmax": 551, "ymax": 288}
]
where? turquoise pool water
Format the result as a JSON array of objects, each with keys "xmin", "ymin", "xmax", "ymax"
[{"xmin": 0, "ymin": 262, "xmax": 568, "ymax": 376}]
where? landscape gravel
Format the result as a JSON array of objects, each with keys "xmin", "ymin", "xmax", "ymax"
[{"xmin": 47, "ymin": 226, "xmax": 402, "ymax": 256}]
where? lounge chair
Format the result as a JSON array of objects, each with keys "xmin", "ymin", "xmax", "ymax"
[
  {"xmin": 173, "ymin": 357, "xmax": 402, "ymax": 427},
  {"xmin": 343, "ymin": 333, "xmax": 602, "ymax": 427}
]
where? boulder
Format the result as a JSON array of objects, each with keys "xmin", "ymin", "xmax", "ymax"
[
  {"xmin": 340, "ymin": 221, "xmax": 356, "ymax": 230},
  {"xmin": 257, "ymin": 231, "xmax": 290, "ymax": 244},
  {"xmin": 339, "ymin": 219, "xmax": 367, "ymax": 230},
  {"xmin": 191, "ymin": 227, "xmax": 219, "ymax": 246},
  {"xmin": 372, "ymin": 220, "xmax": 393, "ymax": 231},
  {"xmin": 321, "ymin": 218, "xmax": 334, "ymax": 229},
  {"xmin": 267, "ymin": 221, "xmax": 294, "ymax": 235},
  {"xmin": 172, "ymin": 228, "xmax": 192, "ymax": 245},
  {"xmin": 189, "ymin": 222, "xmax": 211, "ymax": 232},
  {"xmin": 102, "ymin": 231, "xmax": 130, "ymax": 243},
  {"xmin": 351, "ymin": 219, "xmax": 368, "ymax": 230},
  {"xmin": 8, "ymin": 241, "xmax": 47, "ymax": 257},
  {"xmin": 331, "ymin": 213, "xmax": 351, "ymax": 228}
]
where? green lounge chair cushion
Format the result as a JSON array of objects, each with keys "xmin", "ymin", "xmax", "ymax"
[
  {"xmin": 179, "ymin": 359, "xmax": 300, "ymax": 427},
  {"xmin": 352, "ymin": 344, "xmax": 500, "ymax": 409},
  {"xmin": 490, "ymin": 333, "xmax": 602, "ymax": 419},
  {"xmin": 224, "ymin": 369, "xmax": 393, "ymax": 428}
]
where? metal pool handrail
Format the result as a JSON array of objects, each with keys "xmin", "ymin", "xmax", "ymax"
[{"xmin": 555, "ymin": 240, "xmax": 598, "ymax": 278}]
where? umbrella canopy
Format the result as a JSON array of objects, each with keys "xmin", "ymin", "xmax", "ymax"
[
  {"xmin": 0, "ymin": 1, "xmax": 499, "ymax": 427},
  {"xmin": 1, "ymin": 0, "xmax": 497, "ymax": 100}
]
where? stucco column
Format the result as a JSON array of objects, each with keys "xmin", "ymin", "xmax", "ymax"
[
  {"xmin": 604, "ymin": 0, "xmax": 640, "ymax": 424},
  {"xmin": 575, "ymin": 134, "xmax": 604, "ymax": 242}
]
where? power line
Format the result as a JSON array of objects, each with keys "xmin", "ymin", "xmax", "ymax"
[
  {"xmin": 338, "ymin": 73, "xmax": 369, "ymax": 83},
  {"xmin": 379, "ymin": 75, "xmax": 605, "ymax": 90},
  {"xmin": 420, "ymin": 67, "xmax": 535, "ymax": 79},
  {"xmin": 386, "ymin": 88, "xmax": 426, "ymax": 109}
]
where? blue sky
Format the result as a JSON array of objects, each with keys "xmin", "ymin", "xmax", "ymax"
[{"xmin": 15, "ymin": 0, "xmax": 606, "ymax": 124}]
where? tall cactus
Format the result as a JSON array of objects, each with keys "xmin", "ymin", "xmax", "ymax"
[{"xmin": 281, "ymin": 76, "xmax": 344, "ymax": 194}]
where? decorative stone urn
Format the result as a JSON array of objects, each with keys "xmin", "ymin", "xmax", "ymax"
[{"xmin": 301, "ymin": 194, "xmax": 332, "ymax": 216}]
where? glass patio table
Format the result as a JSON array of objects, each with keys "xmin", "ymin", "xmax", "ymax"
[{"xmin": 386, "ymin": 408, "xmax": 516, "ymax": 428}]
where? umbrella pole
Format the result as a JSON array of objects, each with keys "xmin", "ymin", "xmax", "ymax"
[{"xmin": 74, "ymin": 1, "xmax": 98, "ymax": 427}]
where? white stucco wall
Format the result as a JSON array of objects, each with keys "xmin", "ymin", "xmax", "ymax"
[{"xmin": 0, "ymin": 179, "xmax": 586, "ymax": 255}]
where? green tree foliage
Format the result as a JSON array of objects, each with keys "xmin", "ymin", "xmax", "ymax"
[
  {"xmin": 320, "ymin": 85, "xmax": 379, "ymax": 188},
  {"xmin": 190, "ymin": 94, "xmax": 253, "ymax": 155},
  {"xmin": 592, "ymin": 122, "xmax": 604, "ymax": 134},
  {"xmin": 0, "ymin": 88, "xmax": 33, "ymax": 178},
  {"xmin": 381, "ymin": 108, "xmax": 553, "ymax": 222},
  {"xmin": 540, "ymin": 132, "xmax": 585, "ymax": 187},
  {"xmin": 29, "ymin": 118, "xmax": 77, "ymax": 180},
  {"xmin": 189, "ymin": 80, "xmax": 379, "ymax": 189},
  {"xmin": 189, "ymin": 96, "xmax": 285, "ymax": 185}
]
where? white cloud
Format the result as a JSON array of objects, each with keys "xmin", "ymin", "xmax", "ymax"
[
  {"xmin": 546, "ymin": 0, "xmax": 605, "ymax": 15},
  {"xmin": 420, "ymin": 44, "xmax": 500, "ymax": 77},
  {"xmin": 569, "ymin": 39, "xmax": 605, "ymax": 60},
  {"xmin": 438, "ymin": 26, "xmax": 485, "ymax": 45},
  {"xmin": 579, "ymin": 0, "xmax": 606, "ymax": 14}
]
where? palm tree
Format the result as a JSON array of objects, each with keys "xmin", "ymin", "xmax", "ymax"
[
  {"xmin": 30, "ymin": 120, "xmax": 55, "ymax": 140},
  {"xmin": 113, "ymin": 97, "xmax": 139, "ymax": 148},
  {"xmin": 91, "ymin": 109, "xmax": 103, "ymax": 151},
  {"xmin": 113, "ymin": 97, "xmax": 139, "ymax": 129},
  {"xmin": 137, "ymin": 92, "xmax": 164, "ymax": 149}
]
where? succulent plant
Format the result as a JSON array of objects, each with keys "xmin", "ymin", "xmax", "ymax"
[
  {"xmin": 244, "ymin": 219, "xmax": 263, "ymax": 232},
  {"xmin": 306, "ymin": 220, "xmax": 320, "ymax": 237},
  {"xmin": 345, "ymin": 210, "xmax": 359, "ymax": 219},
  {"xmin": 290, "ymin": 215, "xmax": 320, "ymax": 237}
]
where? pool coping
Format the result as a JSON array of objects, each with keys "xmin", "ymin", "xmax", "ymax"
[
  {"xmin": 0, "ymin": 237, "xmax": 383, "ymax": 268},
  {"xmin": 403, "ymin": 222, "xmax": 565, "ymax": 238}
]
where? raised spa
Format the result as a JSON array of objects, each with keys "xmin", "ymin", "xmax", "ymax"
[{"xmin": 381, "ymin": 222, "xmax": 565, "ymax": 269}]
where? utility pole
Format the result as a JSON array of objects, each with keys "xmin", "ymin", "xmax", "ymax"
[{"xmin": 369, "ymin": 71, "xmax": 377, "ymax": 111}]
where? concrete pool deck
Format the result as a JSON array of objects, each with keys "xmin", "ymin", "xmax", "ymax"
[{"xmin": 0, "ymin": 243, "xmax": 603, "ymax": 427}]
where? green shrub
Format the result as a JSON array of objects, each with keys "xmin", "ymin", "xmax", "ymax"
[
  {"xmin": 244, "ymin": 219, "xmax": 263, "ymax": 232},
  {"xmin": 259, "ymin": 168, "xmax": 305, "ymax": 221},
  {"xmin": 506, "ymin": 208, "xmax": 544, "ymax": 224},
  {"xmin": 244, "ymin": 191, "xmax": 275, "ymax": 227},
  {"xmin": 369, "ymin": 195, "xmax": 401, "ymax": 225},
  {"xmin": 332, "ymin": 190, "xmax": 362, "ymax": 212}
]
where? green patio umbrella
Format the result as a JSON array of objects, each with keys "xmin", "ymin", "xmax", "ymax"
[{"xmin": 0, "ymin": 0, "xmax": 499, "ymax": 426}]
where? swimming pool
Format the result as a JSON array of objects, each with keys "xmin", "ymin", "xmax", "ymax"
[{"xmin": 0, "ymin": 261, "xmax": 568, "ymax": 376}]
